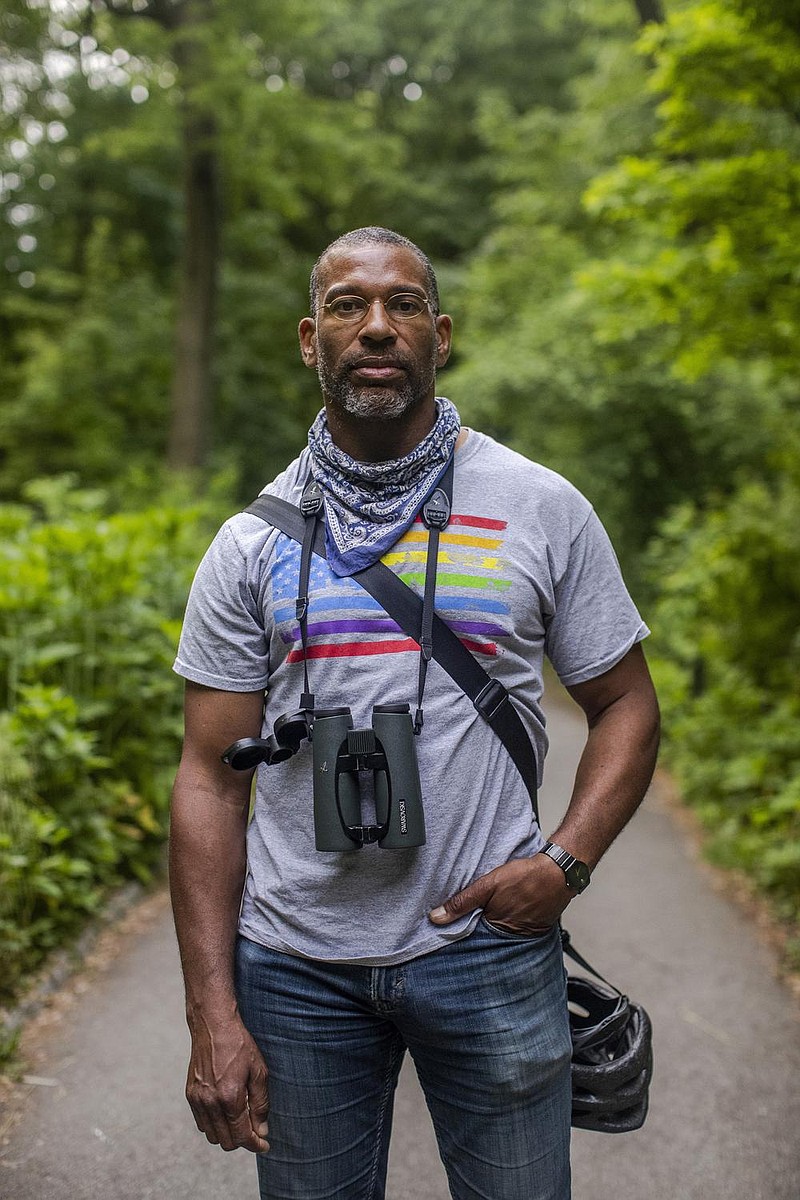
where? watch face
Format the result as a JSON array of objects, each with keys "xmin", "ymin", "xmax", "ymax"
[{"xmin": 566, "ymin": 861, "xmax": 591, "ymax": 892}]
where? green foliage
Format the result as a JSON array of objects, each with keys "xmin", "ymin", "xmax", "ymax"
[
  {"xmin": 0, "ymin": 222, "xmax": 173, "ymax": 496},
  {"xmin": 0, "ymin": 479, "xmax": 222, "ymax": 1002},
  {"xmin": 648, "ymin": 475, "xmax": 800, "ymax": 923},
  {"xmin": 446, "ymin": 6, "xmax": 690, "ymax": 571},
  {"xmin": 606, "ymin": 0, "xmax": 800, "ymax": 934},
  {"xmin": 582, "ymin": 1, "xmax": 800, "ymax": 383},
  {"xmin": 1, "ymin": 0, "xmax": 592, "ymax": 499},
  {"xmin": 447, "ymin": 0, "xmax": 800, "ymax": 942}
]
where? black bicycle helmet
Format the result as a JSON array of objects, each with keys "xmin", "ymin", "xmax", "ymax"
[{"xmin": 568, "ymin": 974, "xmax": 653, "ymax": 1133}]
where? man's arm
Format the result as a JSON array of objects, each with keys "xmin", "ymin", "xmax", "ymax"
[
  {"xmin": 429, "ymin": 644, "xmax": 660, "ymax": 932},
  {"xmin": 170, "ymin": 681, "xmax": 271, "ymax": 1153}
]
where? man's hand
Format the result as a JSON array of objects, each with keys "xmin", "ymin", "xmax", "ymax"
[
  {"xmin": 186, "ymin": 1013, "xmax": 270, "ymax": 1154},
  {"xmin": 428, "ymin": 853, "xmax": 573, "ymax": 935}
]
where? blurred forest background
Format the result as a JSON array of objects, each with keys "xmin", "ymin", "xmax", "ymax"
[{"xmin": 1, "ymin": 0, "xmax": 799, "ymax": 1020}]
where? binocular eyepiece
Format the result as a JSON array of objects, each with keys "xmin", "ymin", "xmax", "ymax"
[
  {"xmin": 222, "ymin": 702, "xmax": 425, "ymax": 852},
  {"xmin": 221, "ymin": 707, "xmax": 312, "ymax": 770}
]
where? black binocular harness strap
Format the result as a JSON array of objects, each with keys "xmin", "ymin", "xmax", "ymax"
[
  {"xmin": 244, "ymin": 487, "xmax": 540, "ymax": 824},
  {"xmin": 295, "ymin": 479, "xmax": 324, "ymax": 713}
]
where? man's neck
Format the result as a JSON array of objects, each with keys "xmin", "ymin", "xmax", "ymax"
[{"xmin": 324, "ymin": 402, "xmax": 438, "ymax": 463}]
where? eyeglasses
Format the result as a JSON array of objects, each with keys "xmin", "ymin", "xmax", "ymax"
[{"xmin": 322, "ymin": 293, "xmax": 432, "ymax": 323}]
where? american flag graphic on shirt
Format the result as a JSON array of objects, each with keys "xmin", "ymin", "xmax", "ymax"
[{"xmin": 271, "ymin": 513, "xmax": 512, "ymax": 662}]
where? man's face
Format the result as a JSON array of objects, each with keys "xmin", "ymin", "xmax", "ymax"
[{"xmin": 298, "ymin": 243, "xmax": 452, "ymax": 423}]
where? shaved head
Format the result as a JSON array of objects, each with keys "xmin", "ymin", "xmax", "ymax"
[{"xmin": 309, "ymin": 227, "xmax": 440, "ymax": 318}]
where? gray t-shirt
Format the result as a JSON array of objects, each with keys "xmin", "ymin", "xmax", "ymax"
[{"xmin": 174, "ymin": 430, "xmax": 648, "ymax": 965}]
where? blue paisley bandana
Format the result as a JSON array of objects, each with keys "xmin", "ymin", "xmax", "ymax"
[{"xmin": 307, "ymin": 397, "xmax": 461, "ymax": 576}]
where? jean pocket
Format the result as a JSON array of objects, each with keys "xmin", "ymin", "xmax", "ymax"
[{"xmin": 479, "ymin": 916, "xmax": 557, "ymax": 943}]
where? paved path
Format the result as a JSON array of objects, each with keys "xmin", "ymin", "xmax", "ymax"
[{"xmin": 1, "ymin": 692, "xmax": 799, "ymax": 1199}]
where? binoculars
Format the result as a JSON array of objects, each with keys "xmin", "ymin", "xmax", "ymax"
[
  {"xmin": 222, "ymin": 702, "xmax": 425, "ymax": 851},
  {"xmin": 312, "ymin": 704, "xmax": 425, "ymax": 851}
]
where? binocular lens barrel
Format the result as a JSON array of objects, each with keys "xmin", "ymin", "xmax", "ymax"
[
  {"xmin": 372, "ymin": 707, "xmax": 426, "ymax": 849},
  {"xmin": 312, "ymin": 709, "xmax": 361, "ymax": 852}
]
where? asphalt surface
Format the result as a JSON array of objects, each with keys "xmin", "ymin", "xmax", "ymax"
[{"xmin": 1, "ymin": 691, "xmax": 799, "ymax": 1200}]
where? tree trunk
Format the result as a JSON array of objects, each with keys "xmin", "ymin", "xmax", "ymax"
[
  {"xmin": 633, "ymin": 0, "xmax": 665, "ymax": 23},
  {"xmin": 167, "ymin": 0, "xmax": 220, "ymax": 470}
]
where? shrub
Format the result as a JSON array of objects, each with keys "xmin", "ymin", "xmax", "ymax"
[
  {"xmin": 647, "ymin": 473, "xmax": 800, "ymax": 938},
  {"xmin": 0, "ymin": 477, "xmax": 223, "ymax": 1002}
]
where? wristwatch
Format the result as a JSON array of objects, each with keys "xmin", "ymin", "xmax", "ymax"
[{"xmin": 541, "ymin": 841, "xmax": 592, "ymax": 893}]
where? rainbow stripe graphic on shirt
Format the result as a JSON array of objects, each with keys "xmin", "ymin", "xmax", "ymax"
[{"xmin": 272, "ymin": 513, "xmax": 511, "ymax": 662}]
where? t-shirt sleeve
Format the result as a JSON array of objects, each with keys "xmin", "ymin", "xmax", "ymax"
[
  {"xmin": 545, "ymin": 510, "xmax": 649, "ymax": 687},
  {"xmin": 173, "ymin": 523, "xmax": 271, "ymax": 692}
]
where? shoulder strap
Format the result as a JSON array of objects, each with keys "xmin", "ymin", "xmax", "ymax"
[{"xmin": 245, "ymin": 493, "xmax": 539, "ymax": 823}]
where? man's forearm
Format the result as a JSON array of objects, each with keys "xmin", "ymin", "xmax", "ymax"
[
  {"xmin": 170, "ymin": 684, "xmax": 270, "ymax": 1155},
  {"xmin": 169, "ymin": 771, "xmax": 250, "ymax": 1023}
]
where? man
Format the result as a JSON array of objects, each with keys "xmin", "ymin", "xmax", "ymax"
[{"xmin": 170, "ymin": 226, "xmax": 660, "ymax": 1200}]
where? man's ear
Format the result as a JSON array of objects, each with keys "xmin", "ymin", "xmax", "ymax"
[
  {"xmin": 298, "ymin": 317, "xmax": 317, "ymax": 369},
  {"xmin": 435, "ymin": 314, "xmax": 453, "ymax": 369}
]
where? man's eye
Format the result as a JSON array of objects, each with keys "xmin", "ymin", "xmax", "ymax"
[
  {"xmin": 387, "ymin": 295, "xmax": 425, "ymax": 317},
  {"xmin": 330, "ymin": 297, "xmax": 366, "ymax": 317}
]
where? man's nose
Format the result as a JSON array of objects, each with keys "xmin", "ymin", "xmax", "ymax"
[{"xmin": 358, "ymin": 298, "xmax": 396, "ymax": 342}]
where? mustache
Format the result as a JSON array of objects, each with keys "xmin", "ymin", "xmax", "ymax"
[{"xmin": 340, "ymin": 351, "xmax": 414, "ymax": 372}]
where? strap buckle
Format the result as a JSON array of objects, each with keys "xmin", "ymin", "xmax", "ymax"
[
  {"xmin": 300, "ymin": 479, "xmax": 323, "ymax": 517},
  {"xmin": 474, "ymin": 679, "xmax": 509, "ymax": 721},
  {"xmin": 422, "ymin": 487, "xmax": 450, "ymax": 530}
]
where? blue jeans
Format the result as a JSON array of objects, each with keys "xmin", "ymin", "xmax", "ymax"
[{"xmin": 234, "ymin": 920, "xmax": 572, "ymax": 1200}]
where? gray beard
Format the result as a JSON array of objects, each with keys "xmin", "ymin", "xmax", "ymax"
[{"xmin": 316, "ymin": 356, "xmax": 436, "ymax": 422}]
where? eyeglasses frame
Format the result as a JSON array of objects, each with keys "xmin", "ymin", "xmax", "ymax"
[{"xmin": 321, "ymin": 292, "xmax": 434, "ymax": 324}]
